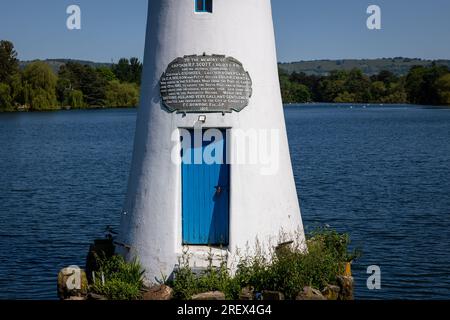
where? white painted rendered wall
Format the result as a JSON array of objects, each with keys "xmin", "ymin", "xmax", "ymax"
[{"xmin": 117, "ymin": 0, "xmax": 306, "ymax": 283}]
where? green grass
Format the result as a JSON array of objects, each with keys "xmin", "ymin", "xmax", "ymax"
[{"xmin": 90, "ymin": 254, "xmax": 145, "ymax": 300}]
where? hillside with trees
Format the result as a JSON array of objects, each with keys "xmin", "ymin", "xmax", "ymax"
[
  {"xmin": 279, "ymin": 65, "xmax": 450, "ymax": 106},
  {"xmin": 19, "ymin": 59, "xmax": 112, "ymax": 74},
  {"xmin": 279, "ymin": 58, "xmax": 450, "ymax": 77}
]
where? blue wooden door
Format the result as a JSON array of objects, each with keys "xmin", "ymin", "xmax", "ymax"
[{"xmin": 182, "ymin": 129, "xmax": 230, "ymax": 245}]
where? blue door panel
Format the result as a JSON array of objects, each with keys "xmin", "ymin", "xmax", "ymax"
[{"xmin": 182, "ymin": 129, "xmax": 230, "ymax": 245}]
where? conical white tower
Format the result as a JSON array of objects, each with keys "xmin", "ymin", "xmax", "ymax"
[{"xmin": 117, "ymin": 0, "xmax": 305, "ymax": 283}]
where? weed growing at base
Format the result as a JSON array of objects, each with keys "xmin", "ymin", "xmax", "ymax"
[{"xmin": 171, "ymin": 228, "xmax": 361, "ymax": 300}]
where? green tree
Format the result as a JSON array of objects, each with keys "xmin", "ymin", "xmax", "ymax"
[
  {"xmin": 129, "ymin": 57, "xmax": 143, "ymax": 85},
  {"xmin": 380, "ymin": 90, "xmax": 408, "ymax": 104},
  {"xmin": 22, "ymin": 61, "xmax": 58, "ymax": 111},
  {"xmin": 289, "ymin": 72, "xmax": 322, "ymax": 101},
  {"xmin": 0, "ymin": 83, "xmax": 13, "ymax": 111},
  {"xmin": 105, "ymin": 80, "xmax": 139, "ymax": 107},
  {"xmin": 97, "ymin": 66, "xmax": 117, "ymax": 82},
  {"xmin": 113, "ymin": 58, "xmax": 132, "ymax": 83},
  {"xmin": 406, "ymin": 65, "xmax": 449, "ymax": 105},
  {"xmin": 279, "ymin": 69, "xmax": 293, "ymax": 102},
  {"xmin": 424, "ymin": 65, "xmax": 449, "ymax": 105},
  {"xmin": 290, "ymin": 82, "xmax": 311, "ymax": 103},
  {"xmin": 57, "ymin": 62, "xmax": 107, "ymax": 107},
  {"xmin": 57, "ymin": 62, "xmax": 82, "ymax": 92},
  {"xmin": 405, "ymin": 66, "xmax": 426, "ymax": 104},
  {"xmin": 0, "ymin": 40, "xmax": 19, "ymax": 83},
  {"xmin": 344, "ymin": 69, "xmax": 371, "ymax": 102},
  {"xmin": 334, "ymin": 91, "xmax": 357, "ymax": 103},
  {"xmin": 112, "ymin": 58, "xmax": 143, "ymax": 84},
  {"xmin": 318, "ymin": 77, "xmax": 346, "ymax": 102},
  {"xmin": 66, "ymin": 90, "xmax": 85, "ymax": 109},
  {"xmin": 9, "ymin": 73, "xmax": 23, "ymax": 105},
  {"xmin": 370, "ymin": 81, "xmax": 386, "ymax": 102},
  {"xmin": 78, "ymin": 65, "xmax": 107, "ymax": 107},
  {"xmin": 381, "ymin": 79, "xmax": 408, "ymax": 104},
  {"xmin": 314, "ymin": 70, "xmax": 371, "ymax": 103},
  {"xmin": 436, "ymin": 74, "xmax": 450, "ymax": 105},
  {"xmin": 56, "ymin": 76, "xmax": 72, "ymax": 106},
  {"xmin": 371, "ymin": 70, "xmax": 398, "ymax": 86}
]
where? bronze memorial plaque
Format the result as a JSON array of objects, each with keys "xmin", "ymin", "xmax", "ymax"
[{"xmin": 160, "ymin": 55, "xmax": 252, "ymax": 113}]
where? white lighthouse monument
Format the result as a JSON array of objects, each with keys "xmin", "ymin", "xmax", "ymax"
[{"xmin": 117, "ymin": 0, "xmax": 306, "ymax": 283}]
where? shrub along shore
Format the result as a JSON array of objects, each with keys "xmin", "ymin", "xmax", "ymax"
[
  {"xmin": 0, "ymin": 40, "xmax": 141, "ymax": 112},
  {"xmin": 58, "ymin": 228, "xmax": 360, "ymax": 301},
  {"xmin": 279, "ymin": 65, "xmax": 450, "ymax": 106}
]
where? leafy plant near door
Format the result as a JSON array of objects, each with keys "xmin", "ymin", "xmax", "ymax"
[
  {"xmin": 90, "ymin": 254, "xmax": 145, "ymax": 300},
  {"xmin": 170, "ymin": 250, "xmax": 240, "ymax": 300},
  {"xmin": 169, "ymin": 227, "xmax": 361, "ymax": 300}
]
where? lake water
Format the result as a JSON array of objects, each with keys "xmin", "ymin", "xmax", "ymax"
[{"xmin": 0, "ymin": 104, "xmax": 449, "ymax": 300}]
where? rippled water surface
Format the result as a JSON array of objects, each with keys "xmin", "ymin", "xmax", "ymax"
[{"xmin": 0, "ymin": 105, "xmax": 449, "ymax": 299}]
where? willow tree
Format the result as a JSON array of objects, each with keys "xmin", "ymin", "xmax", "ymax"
[
  {"xmin": 105, "ymin": 80, "xmax": 139, "ymax": 107},
  {"xmin": 22, "ymin": 61, "xmax": 59, "ymax": 111}
]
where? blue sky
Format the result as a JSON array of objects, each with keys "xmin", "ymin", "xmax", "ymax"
[{"xmin": 0, "ymin": 0, "xmax": 449, "ymax": 63}]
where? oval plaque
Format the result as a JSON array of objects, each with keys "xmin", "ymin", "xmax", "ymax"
[{"xmin": 160, "ymin": 55, "xmax": 252, "ymax": 113}]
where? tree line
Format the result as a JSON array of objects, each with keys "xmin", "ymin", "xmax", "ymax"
[
  {"xmin": 2, "ymin": 39, "xmax": 450, "ymax": 112},
  {"xmin": 0, "ymin": 40, "xmax": 142, "ymax": 112},
  {"xmin": 280, "ymin": 65, "xmax": 450, "ymax": 106}
]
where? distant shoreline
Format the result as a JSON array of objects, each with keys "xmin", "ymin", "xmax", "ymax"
[
  {"xmin": 3, "ymin": 40, "xmax": 450, "ymax": 112},
  {"xmin": 284, "ymin": 102, "xmax": 450, "ymax": 108},
  {"xmin": 2, "ymin": 103, "xmax": 450, "ymax": 115}
]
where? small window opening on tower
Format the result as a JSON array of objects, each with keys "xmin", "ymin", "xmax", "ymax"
[{"xmin": 195, "ymin": 0, "xmax": 213, "ymax": 13}]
